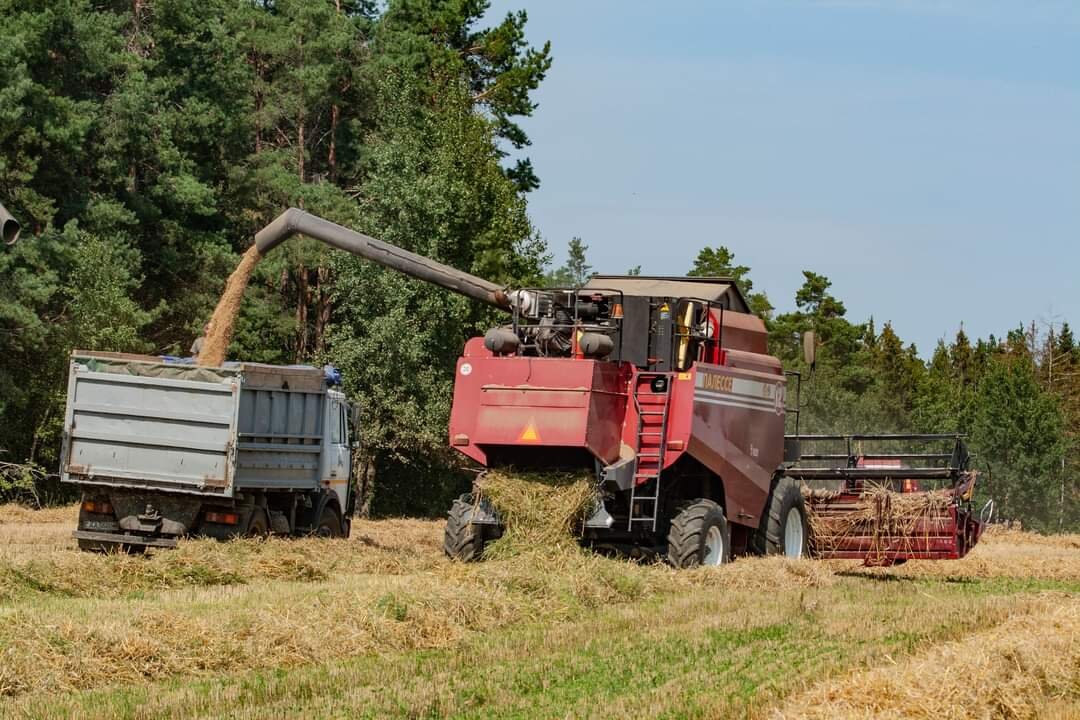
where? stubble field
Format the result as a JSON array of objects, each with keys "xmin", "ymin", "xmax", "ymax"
[{"xmin": 0, "ymin": 504, "xmax": 1077, "ymax": 719}]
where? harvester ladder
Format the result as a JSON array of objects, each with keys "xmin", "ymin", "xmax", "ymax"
[{"xmin": 629, "ymin": 372, "xmax": 672, "ymax": 531}]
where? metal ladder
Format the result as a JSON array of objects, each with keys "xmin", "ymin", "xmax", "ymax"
[{"xmin": 628, "ymin": 373, "xmax": 672, "ymax": 531}]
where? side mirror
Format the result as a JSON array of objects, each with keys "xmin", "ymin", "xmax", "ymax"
[{"xmin": 802, "ymin": 331, "xmax": 817, "ymax": 367}]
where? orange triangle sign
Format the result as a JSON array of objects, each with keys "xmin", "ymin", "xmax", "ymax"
[{"xmin": 518, "ymin": 421, "xmax": 541, "ymax": 443}]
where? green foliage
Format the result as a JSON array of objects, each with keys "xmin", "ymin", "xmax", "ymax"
[
  {"xmin": 545, "ymin": 237, "xmax": 592, "ymax": 287},
  {"xmin": 371, "ymin": 0, "xmax": 551, "ymax": 192},
  {"xmin": 969, "ymin": 348, "xmax": 1066, "ymax": 530},
  {"xmin": 65, "ymin": 227, "xmax": 158, "ymax": 353},
  {"xmin": 688, "ymin": 246, "xmax": 773, "ymax": 317},
  {"xmin": 771, "ymin": 271, "xmax": 864, "ymax": 370}
]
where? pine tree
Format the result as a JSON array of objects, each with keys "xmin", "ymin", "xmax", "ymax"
[
  {"xmin": 688, "ymin": 246, "xmax": 773, "ymax": 317},
  {"xmin": 546, "ymin": 237, "xmax": 592, "ymax": 287},
  {"xmin": 370, "ymin": 0, "xmax": 552, "ymax": 192}
]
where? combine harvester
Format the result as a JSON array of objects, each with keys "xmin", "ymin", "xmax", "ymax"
[{"xmin": 250, "ymin": 209, "xmax": 984, "ymax": 567}]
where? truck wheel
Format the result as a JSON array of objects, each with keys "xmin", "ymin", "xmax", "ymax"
[
  {"xmin": 667, "ymin": 499, "xmax": 731, "ymax": 568},
  {"xmin": 314, "ymin": 506, "xmax": 343, "ymax": 538},
  {"xmin": 444, "ymin": 494, "xmax": 485, "ymax": 562},
  {"xmin": 750, "ymin": 477, "xmax": 809, "ymax": 558},
  {"xmin": 246, "ymin": 509, "xmax": 269, "ymax": 537}
]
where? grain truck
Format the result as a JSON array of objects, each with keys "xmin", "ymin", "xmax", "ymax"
[{"xmin": 61, "ymin": 352, "xmax": 357, "ymax": 551}]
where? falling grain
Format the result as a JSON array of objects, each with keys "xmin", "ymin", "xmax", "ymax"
[{"xmin": 197, "ymin": 245, "xmax": 263, "ymax": 367}]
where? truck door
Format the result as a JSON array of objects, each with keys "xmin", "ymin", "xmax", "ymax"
[{"xmin": 326, "ymin": 396, "xmax": 351, "ymax": 510}]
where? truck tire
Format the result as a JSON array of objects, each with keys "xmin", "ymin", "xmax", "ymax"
[
  {"xmin": 667, "ymin": 499, "xmax": 731, "ymax": 568},
  {"xmin": 314, "ymin": 505, "xmax": 343, "ymax": 538},
  {"xmin": 246, "ymin": 509, "xmax": 269, "ymax": 537},
  {"xmin": 750, "ymin": 477, "xmax": 809, "ymax": 558},
  {"xmin": 443, "ymin": 494, "xmax": 485, "ymax": 562}
]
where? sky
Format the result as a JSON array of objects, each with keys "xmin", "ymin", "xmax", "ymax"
[{"xmin": 486, "ymin": 0, "xmax": 1080, "ymax": 354}]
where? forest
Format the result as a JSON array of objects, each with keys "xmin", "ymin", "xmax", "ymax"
[{"xmin": 0, "ymin": 0, "xmax": 1075, "ymax": 532}]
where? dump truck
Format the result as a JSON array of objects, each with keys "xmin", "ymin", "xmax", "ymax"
[
  {"xmin": 61, "ymin": 352, "xmax": 357, "ymax": 551},
  {"xmin": 251, "ymin": 208, "xmax": 984, "ymax": 567}
]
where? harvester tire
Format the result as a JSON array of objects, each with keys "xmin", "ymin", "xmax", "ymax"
[
  {"xmin": 315, "ymin": 505, "xmax": 343, "ymax": 538},
  {"xmin": 667, "ymin": 499, "xmax": 731, "ymax": 568},
  {"xmin": 750, "ymin": 477, "xmax": 808, "ymax": 558},
  {"xmin": 444, "ymin": 494, "xmax": 485, "ymax": 562}
]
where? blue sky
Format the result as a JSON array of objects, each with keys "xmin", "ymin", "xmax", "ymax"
[{"xmin": 486, "ymin": 0, "xmax": 1080, "ymax": 354}]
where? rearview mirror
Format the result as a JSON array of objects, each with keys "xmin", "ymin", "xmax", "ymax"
[{"xmin": 802, "ymin": 331, "xmax": 817, "ymax": 367}]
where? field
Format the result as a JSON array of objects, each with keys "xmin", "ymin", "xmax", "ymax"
[{"xmin": 1, "ymin": 504, "xmax": 1078, "ymax": 719}]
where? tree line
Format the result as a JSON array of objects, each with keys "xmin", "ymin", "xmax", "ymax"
[{"xmin": 1, "ymin": 0, "xmax": 1074, "ymax": 531}]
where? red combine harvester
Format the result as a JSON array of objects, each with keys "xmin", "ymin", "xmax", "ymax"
[{"xmin": 255, "ymin": 209, "xmax": 984, "ymax": 567}]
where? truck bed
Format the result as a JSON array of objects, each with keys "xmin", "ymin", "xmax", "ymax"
[{"xmin": 62, "ymin": 352, "xmax": 331, "ymax": 498}]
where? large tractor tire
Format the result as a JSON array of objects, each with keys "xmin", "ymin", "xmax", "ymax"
[
  {"xmin": 750, "ymin": 477, "xmax": 809, "ymax": 558},
  {"xmin": 443, "ymin": 494, "xmax": 486, "ymax": 562},
  {"xmin": 667, "ymin": 499, "xmax": 731, "ymax": 568}
]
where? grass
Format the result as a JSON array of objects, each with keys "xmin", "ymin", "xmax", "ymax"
[{"xmin": 0, "ymin": 504, "xmax": 1078, "ymax": 718}]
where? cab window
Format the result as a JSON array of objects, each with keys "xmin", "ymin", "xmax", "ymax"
[{"xmin": 331, "ymin": 402, "xmax": 344, "ymax": 444}]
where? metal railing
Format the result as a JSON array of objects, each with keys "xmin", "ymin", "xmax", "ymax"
[
  {"xmin": 784, "ymin": 433, "xmax": 970, "ymax": 482},
  {"xmin": 671, "ymin": 296, "xmax": 724, "ymax": 371}
]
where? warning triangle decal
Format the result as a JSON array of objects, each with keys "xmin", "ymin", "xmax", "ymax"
[{"xmin": 518, "ymin": 421, "xmax": 541, "ymax": 443}]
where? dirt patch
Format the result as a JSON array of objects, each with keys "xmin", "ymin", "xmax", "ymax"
[{"xmin": 197, "ymin": 245, "xmax": 262, "ymax": 367}]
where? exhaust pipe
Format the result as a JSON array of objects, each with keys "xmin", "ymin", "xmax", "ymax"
[{"xmin": 0, "ymin": 201, "xmax": 20, "ymax": 245}]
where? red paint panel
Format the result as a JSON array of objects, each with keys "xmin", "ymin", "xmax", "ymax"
[
  {"xmin": 686, "ymin": 363, "xmax": 787, "ymax": 526},
  {"xmin": 449, "ymin": 355, "xmax": 628, "ymax": 466}
]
